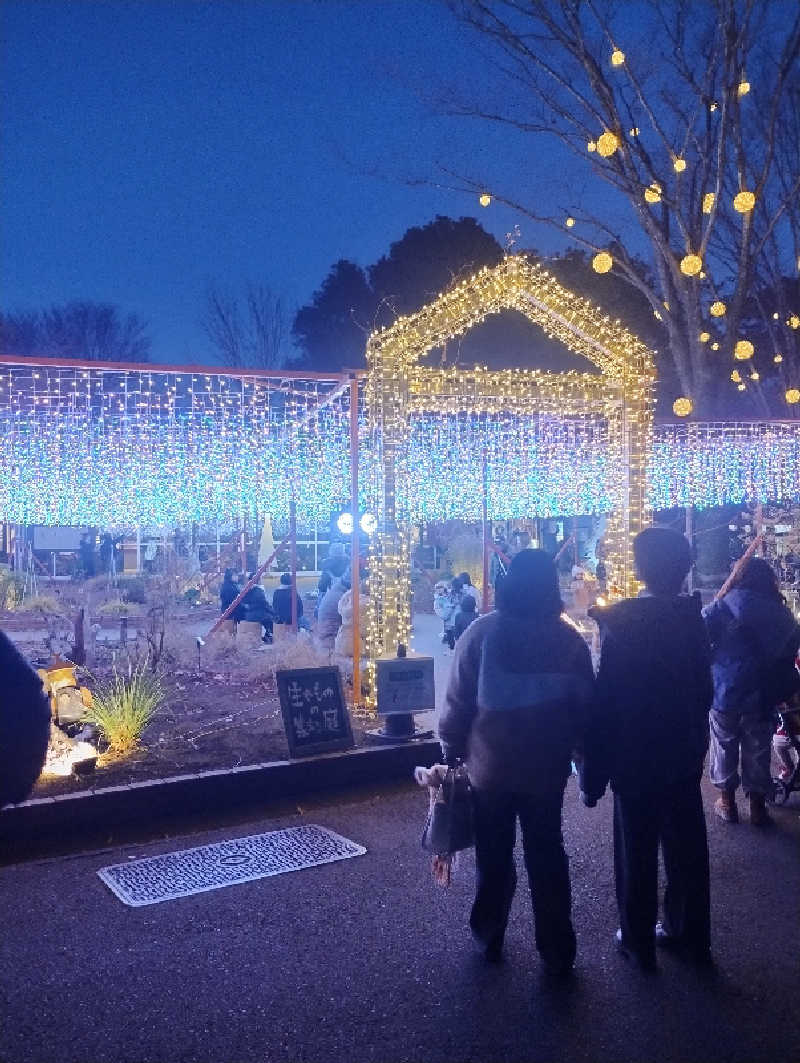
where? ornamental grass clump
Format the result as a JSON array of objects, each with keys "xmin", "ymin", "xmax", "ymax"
[{"xmin": 90, "ymin": 661, "xmax": 163, "ymax": 755}]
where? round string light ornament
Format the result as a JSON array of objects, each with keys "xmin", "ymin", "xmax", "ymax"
[
  {"xmin": 711, "ymin": 342, "xmax": 720, "ymax": 350},
  {"xmin": 733, "ymin": 190, "xmax": 755, "ymax": 213},
  {"xmin": 774, "ymin": 354, "xmax": 783, "ymax": 364},
  {"xmin": 587, "ymin": 140, "xmax": 597, "ymax": 152},
  {"xmin": 629, "ymin": 126, "xmax": 640, "ymax": 136},
  {"xmin": 479, "ymin": 193, "xmax": 491, "ymax": 207},
  {"xmin": 565, "ymin": 217, "xmax": 575, "ymax": 228},
  {"xmin": 592, "ymin": 251, "xmax": 613, "ymax": 274},
  {"xmin": 673, "ymin": 157, "xmax": 687, "ymax": 173},
  {"xmin": 738, "ymin": 383, "xmax": 747, "ymax": 392},
  {"xmin": 672, "ymin": 397, "xmax": 693, "ymax": 417},
  {"xmin": 597, "ymin": 131, "xmax": 620, "ymax": 157},
  {"xmin": 680, "ymin": 254, "xmax": 703, "ymax": 277},
  {"xmin": 699, "ymin": 331, "xmax": 710, "ymax": 343},
  {"xmin": 737, "ymin": 80, "xmax": 750, "ymax": 97},
  {"xmin": 750, "ymin": 371, "xmax": 760, "ymax": 381},
  {"xmin": 702, "ymin": 193, "xmax": 715, "ymax": 214},
  {"xmin": 710, "ymin": 301, "xmax": 726, "ymax": 317},
  {"xmin": 789, "ymin": 315, "xmax": 800, "ymax": 329},
  {"xmin": 644, "ymin": 182, "xmax": 662, "ymax": 204},
  {"xmin": 709, "ymin": 101, "xmax": 718, "ymax": 112},
  {"xmin": 611, "ymin": 48, "xmax": 625, "ymax": 66},
  {"xmin": 731, "ymin": 370, "xmax": 742, "ymax": 383},
  {"xmin": 773, "ymin": 312, "xmax": 780, "ymax": 320},
  {"xmin": 785, "ymin": 388, "xmax": 800, "ymax": 405},
  {"xmin": 734, "ymin": 340, "xmax": 754, "ymax": 360}
]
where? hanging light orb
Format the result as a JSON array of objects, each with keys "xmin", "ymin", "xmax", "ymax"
[
  {"xmin": 774, "ymin": 354, "xmax": 784, "ymax": 364},
  {"xmin": 737, "ymin": 80, "xmax": 750, "ymax": 97},
  {"xmin": 750, "ymin": 371, "xmax": 760, "ymax": 381},
  {"xmin": 672, "ymin": 396, "xmax": 693, "ymax": 417},
  {"xmin": 644, "ymin": 182, "xmax": 662, "ymax": 204},
  {"xmin": 629, "ymin": 126, "xmax": 640, "ymax": 136},
  {"xmin": 565, "ymin": 216, "xmax": 575, "ymax": 228},
  {"xmin": 699, "ymin": 331, "xmax": 710, "ymax": 343},
  {"xmin": 731, "ymin": 370, "xmax": 742, "ymax": 383},
  {"xmin": 592, "ymin": 251, "xmax": 613, "ymax": 274},
  {"xmin": 479, "ymin": 193, "xmax": 491, "ymax": 207},
  {"xmin": 733, "ymin": 190, "xmax": 755, "ymax": 213},
  {"xmin": 587, "ymin": 140, "xmax": 597, "ymax": 152},
  {"xmin": 734, "ymin": 339, "xmax": 754, "ymax": 360},
  {"xmin": 597, "ymin": 131, "xmax": 620, "ymax": 157},
  {"xmin": 653, "ymin": 309, "xmax": 663, "ymax": 321},
  {"xmin": 673, "ymin": 157, "xmax": 687, "ymax": 173},
  {"xmin": 773, "ymin": 312, "xmax": 780, "ymax": 320},
  {"xmin": 699, "ymin": 271, "xmax": 707, "ymax": 279},
  {"xmin": 738, "ymin": 383, "xmax": 747, "ymax": 391},
  {"xmin": 680, "ymin": 253, "xmax": 703, "ymax": 276},
  {"xmin": 789, "ymin": 315, "xmax": 800, "ymax": 329},
  {"xmin": 710, "ymin": 300, "xmax": 726, "ymax": 317},
  {"xmin": 709, "ymin": 101, "xmax": 718, "ymax": 112},
  {"xmin": 611, "ymin": 48, "xmax": 625, "ymax": 67},
  {"xmin": 786, "ymin": 389, "xmax": 800, "ymax": 405},
  {"xmin": 702, "ymin": 192, "xmax": 715, "ymax": 214},
  {"xmin": 711, "ymin": 341, "xmax": 720, "ymax": 350}
]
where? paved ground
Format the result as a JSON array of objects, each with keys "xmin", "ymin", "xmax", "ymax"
[{"xmin": 2, "ymin": 777, "xmax": 799, "ymax": 1063}]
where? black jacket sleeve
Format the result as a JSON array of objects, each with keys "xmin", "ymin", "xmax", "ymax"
[{"xmin": 0, "ymin": 632, "xmax": 51, "ymax": 806}]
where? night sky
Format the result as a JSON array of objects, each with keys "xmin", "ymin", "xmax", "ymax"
[{"xmin": 1, "ymin": 0, "xmax": 614, "ymax": 363}]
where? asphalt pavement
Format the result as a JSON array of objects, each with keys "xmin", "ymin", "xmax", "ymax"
[{"xmin": 1, "ymin": 776, "xmax": 799, "ymax": 1063}]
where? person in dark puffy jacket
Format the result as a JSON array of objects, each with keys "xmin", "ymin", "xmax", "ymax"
[
  {"xmin": 703, "ymin": 557, "xmax": 800, "ymax": 827},
  {"xmin": 581, "ymin": 527, "xmax": 713, "ymax": 971},
  {"xmin": 439, "ymin": 549, "xmax": 593, "ymax": 975},
  {"xmin": 0, "ymin": 630, "xmax": 50, "ymax": 807}
]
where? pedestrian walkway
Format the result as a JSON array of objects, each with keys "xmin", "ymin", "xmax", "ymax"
[{"xmin": 1, "ymin": 780, "xmax": 798, "ymax": 1063}]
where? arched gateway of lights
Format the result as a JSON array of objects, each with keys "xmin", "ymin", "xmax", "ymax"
[
  {"xmin": 364, "ymin": 255, "xmax": 656, "ymax": 682},
  {"xmin": 1, "ymin": 255, "xmax": 800, "ymax": 704}
]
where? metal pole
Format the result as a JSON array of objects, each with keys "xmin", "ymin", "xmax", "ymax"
[
  {"xmin": 136, "ymin": 526, "xmax": 141, "ymax": 574},
  {"xmin": 289, "ymin": 499, "xmax": 298, "ymax": 634},
  {"xmin": 482, "ymin": 448, "xmax": 490, "ymax": 612},
  {"xmin": 350, "ymin": 374, "xmax": 361, "ymax": 708},
  {"xmin": 685, "ymin": 505, "xmax": 694, "ymax": 594},
  {"xmin": 572, "ymin": 517, "xmax": 579, "ymax": 567},
  {"xmin": 754, "ymin": 501, "xmax": 763, "ymax": 556}
]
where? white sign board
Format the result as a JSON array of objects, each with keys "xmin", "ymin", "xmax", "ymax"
[{"xmin": 376, "ymin": 656, "xmax": 436, "ymax": 716}]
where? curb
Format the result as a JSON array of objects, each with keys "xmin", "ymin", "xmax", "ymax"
[{"xmin": 0, "ymin": 739, "xmax": 442, "ymax": 844}]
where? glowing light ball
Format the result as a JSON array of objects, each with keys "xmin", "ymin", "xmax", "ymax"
[
  {"xmin": 709, "ymin": 102, "xmax": 718, "ymax": 112},
  {"xmin": 750, "ymin": 372, "xmax": 760, "ymax": 381},
  {"xmin": 710, "ymin": 301, "xmax": 726, "ymax": 317},
  {"xmin": 644, "ymin": 182, "xmax": 662, "ymax": 204},
  {"xmin": 592, "ymin": 252, "xmax": 613, "ymax": 274},
  {"xmin": 597, "ymin": 131, "xmax": 620, "ymax": 157},
  {"xmin": 711, "ymin": 342, "xmax": 720, "ymax": 350},
  {"xmin": 786, "ymin": 389, "xmax": 800, "ymax": 405},
  {"xmin": 738, "ymin": 383, "xmax": 747, "ymax": 392},
  {"xmin": 789, "ymin": 316, "xmax": 800, "ymax": 329},
  {"xmin": 629, "ymin": 126, "xmax": 639, "ymax": 136},
  {"xmin": 587, "ymin": 140, "xmax": 597, "ymax": 152},
  {"xmin": 611, "ymin": 49, "xmax": 625, "ymax": 66},
  {"xmin": 336, "ymin": 511, "xmax": 354, "ymax": 535},
  {"xmin": 703, "ymin": 193, "xmax": 715, "ymax": 213},
  {"xmin": 479, "ymin": 193, "xmax": 491, "ymax": 207},
  {"xmin": 774, "ymin": 354, "xmax": 784, "ymax": 364},
  {"xmin": 737, "ymin": 80, "xmax": 750, "ymax": 96},
  {"xmin": 680, "ymin": 254, "xmax": 703, "ymax": 277},
  {"xmin": 734, "ymin": 340, "xmax": 754, "ymax": 360},
  {"xmin": 733, "ymin": 190, "xmax": 755, "ymax": 213},
  {"xmin": 699, "ymin": 332, "xmax": 710, "ymax": 343},
  {"xmin": 672, "ymin": 397, "xmax": 693, "ymax": 417},
  {"xmin": 565, "ymin": 217, "xmax": 575, "ymax": 228},
  {"xmin": 673, "ymin": 157, "xmax": 687, "ymax": 173},
  {"xmin": 731, "ymin": 370, "xmax": 742, "ymax": 383}
]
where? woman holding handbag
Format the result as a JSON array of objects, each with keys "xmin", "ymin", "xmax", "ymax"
[{"xmin": 438, "ymin": 549, "xmax": 594, "ymax": 974}]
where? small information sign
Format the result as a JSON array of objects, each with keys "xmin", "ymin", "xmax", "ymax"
[
  {"xmin": 376, "ymin": 656, "xmax": 436, "ymax": 716},
  {"xmin": 276, "ymin": 666, "xmax": 354, "ymax": 758}
]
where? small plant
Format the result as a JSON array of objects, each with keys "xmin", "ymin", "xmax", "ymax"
[{"xmin": 89, "ymin": 661, "xmax": 163, "ymax": 755}]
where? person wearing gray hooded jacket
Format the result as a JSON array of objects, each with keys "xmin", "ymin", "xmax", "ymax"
[
  {"xmin": 439, "ymin": 549, "xmax": 593, "ymax": 975},
  {"xmin": 704, "ymin": 557, "xmax": 800, "ymax": 826}
]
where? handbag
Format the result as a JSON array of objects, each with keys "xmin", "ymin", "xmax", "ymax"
[{"xmin": 421, "ymin": 764, "xmax": 475, "ymax": 854}]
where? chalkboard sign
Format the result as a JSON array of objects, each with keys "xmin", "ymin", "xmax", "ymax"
[
  {"xmin": 376, "ymin": 656, "xmax": 436, "ymax": 715},
  {"xmin": 276, "ymin": 666, "xmax": 354, "ymax": 758}
]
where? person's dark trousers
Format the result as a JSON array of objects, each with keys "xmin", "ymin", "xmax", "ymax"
[
  {"xmin": 613, "ymin": 774, "xmax": 710, "ymax": 964},
  {"xmin": 470, "ymin": 786, "xmax": 576, "ymax": 968}
]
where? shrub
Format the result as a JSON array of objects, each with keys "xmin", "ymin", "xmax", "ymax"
[
  {"xmin": 121, "ymin": 578, "xmax": 147, "ymax": 604},
  {"xmin": 0, "ymin": 572, "xmax": 24, "ymax": 611},
  {"xmin": 89, "ymin": 662, "xmax": 163, "ymax": 755},
  {"xmin": 17, "ymin": 595, "xmax": 64, "ymax": 615}
]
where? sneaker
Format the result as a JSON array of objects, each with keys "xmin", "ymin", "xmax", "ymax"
[
  {"xmin": 714, "ymin": 790, "xmax": 739, "ymax": 823},
  {"xmin": 748, "ymin": 792, "xmax": 772, "ymax": 827}
]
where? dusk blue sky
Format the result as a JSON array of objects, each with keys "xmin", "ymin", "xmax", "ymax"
[{"xmin": 1, "ymin": 0, "xmax": 617, "ymax": 363}]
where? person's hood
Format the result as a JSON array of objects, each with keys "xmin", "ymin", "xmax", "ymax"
[
  {"xmin": 589, "ymin": 594, "xmax": 704, "ymax": 658},
  {"xmin": 719, "ymin": 588, "xmax": 799, "ymax": 656}
]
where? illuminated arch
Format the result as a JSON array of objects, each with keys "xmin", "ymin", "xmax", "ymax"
[{"xmin": 364, "ymin": 254, "xmax": 656, "ymax": 683}]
